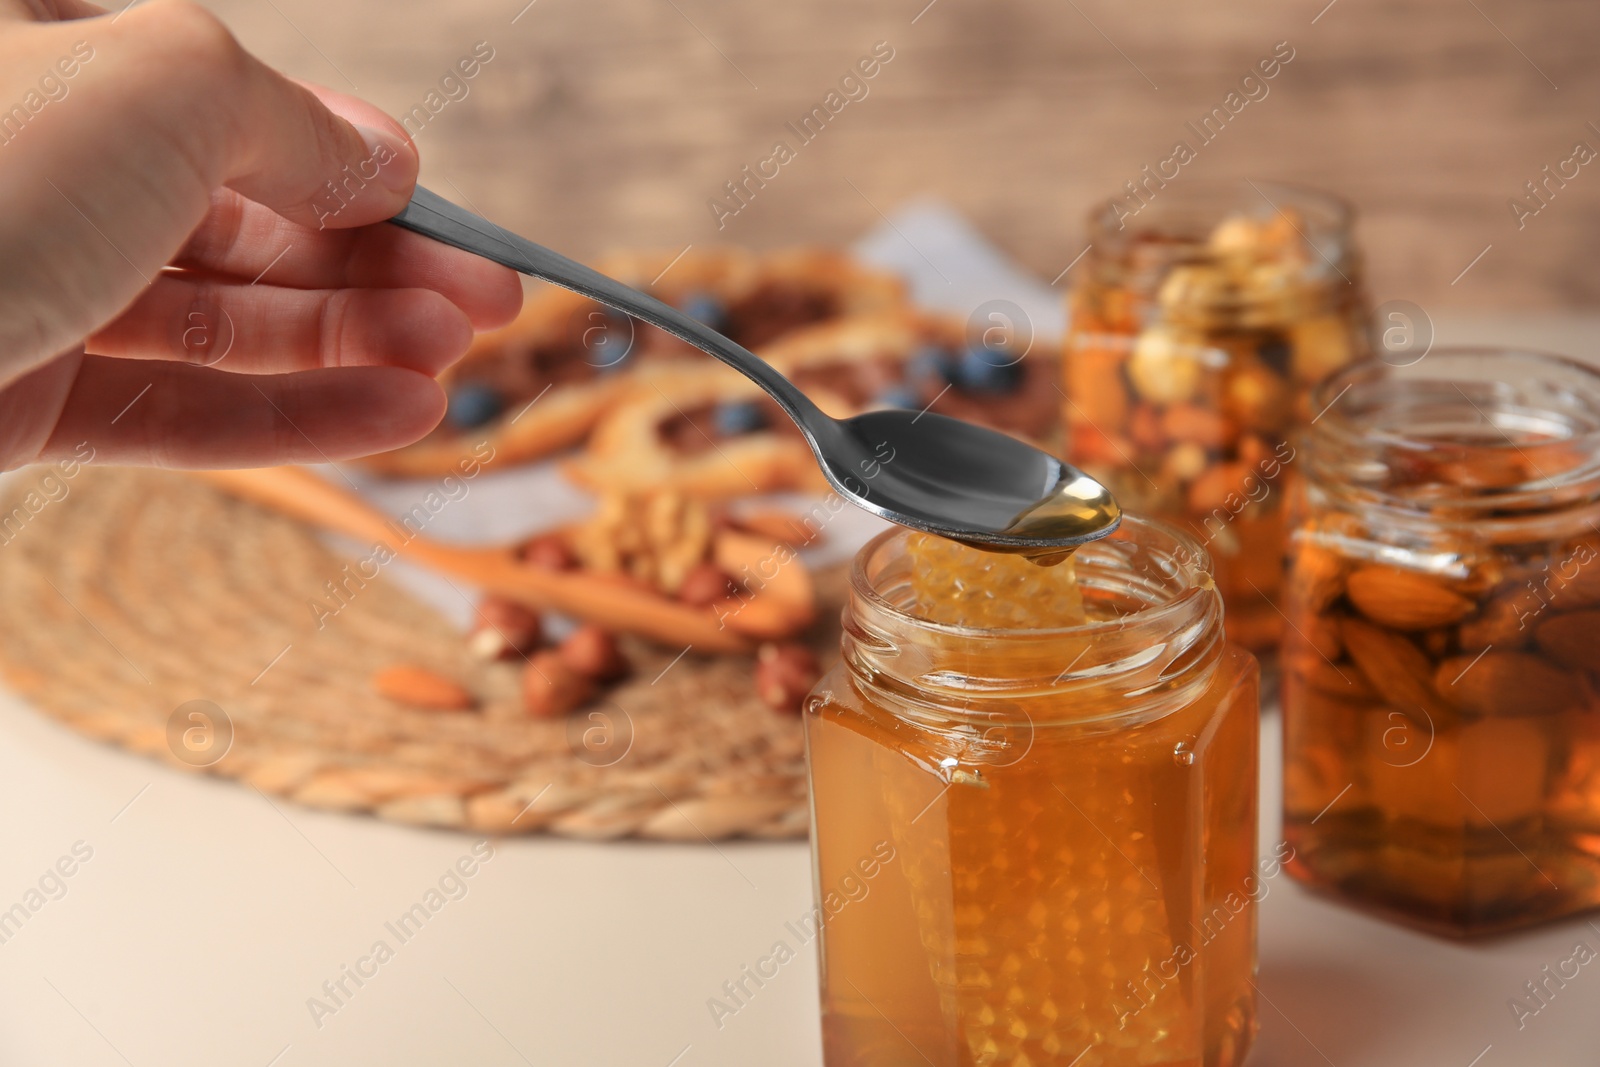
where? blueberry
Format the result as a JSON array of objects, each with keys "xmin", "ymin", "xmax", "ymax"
[
  {"xmin": 874, "ymin": 385, "xmax": 921, "ymax": 410},
  {"xmin": 954, "ymin": 345, "xmax": 1024, "ymax": 393},
  {"xmin": 712, "ymin": 399, "xmax": 767, "ymax": 437},
  {"xmin": 906, "ymin": 345, "xmax": 958, "ymax": 386},
  {"xmin": 445, "ymin": 382, "xmax": 504, "ymax": 429},
  {"xmin": 587, "ymin": 311, "xmax": 634, "ymax": 372},
  {"xmin": 682, "ymin": 292, "xmax": 727, "ymax": 330}
]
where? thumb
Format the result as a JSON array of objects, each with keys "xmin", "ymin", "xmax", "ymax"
[
  {"xmin": 224, "ymin": 77, "xmax": 420, "ymax": 232},
  {"xmin": 104, "ymin": 0, "xmax": 419, "ymax": 230}
]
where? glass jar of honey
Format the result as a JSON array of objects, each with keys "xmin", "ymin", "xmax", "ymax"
[
  {"xmin": 1281, "ymin": 349, "xmax": 1600, "ymax": 936},
  {"xmin": 805, "ymin": 519, "xmax": 1261, "ymax": 1066},
  {"xmin": 1063, "ymin": 182, "xmax": 1370, "ymax": 652}
]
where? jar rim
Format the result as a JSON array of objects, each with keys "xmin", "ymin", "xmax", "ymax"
[
  {"xmin": 848, "ymin": 514, "xmax": 1218, "ymax": 640},
  {"xmin": 1311, "ymin": 346, "xmax": 1600, "ymax": 454},
  {"xmin": 1306, "ymin": 347, "xmax": 1600, "ymax": 516},
  {"xmin": 1080, "ymin": 180, "xmax": 1360, "ymax": 317},
  {"xmin": 842, "ymin": 518, "xmax": 1229, "ymax": 722},
  {"xmin": 1086, "ymin": 179, "xmax": 1355, "ymax": 239}
]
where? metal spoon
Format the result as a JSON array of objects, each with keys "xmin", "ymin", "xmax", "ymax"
[{"xmin": 389, "ymin": 186, "xmax": 1121, "ymax": 554}]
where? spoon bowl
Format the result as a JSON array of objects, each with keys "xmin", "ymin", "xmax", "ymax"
[
  {"xmin": 391, "ymin": 187, "xmax": 1121, "ymax": 553},
  {"xmin": 816, "ymin": 408, "xmax": 1121, "ymax": 549}
]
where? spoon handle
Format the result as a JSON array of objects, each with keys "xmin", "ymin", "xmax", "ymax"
[{"xmin": 390, "ymin": 186, "xmax": 826, "ymax": 432}]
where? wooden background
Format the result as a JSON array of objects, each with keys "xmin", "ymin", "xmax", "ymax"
[{"xmin": 204, "ymin": 0, "xmax": 1600, "ymax": 311}]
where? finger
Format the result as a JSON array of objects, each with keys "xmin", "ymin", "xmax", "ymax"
[
  {"xmin": 12, "ymin": 0, "xmax": 108, "ymax": 20},
  {"xmin": 173, "ymin": 188, "xmax": 523, "ymax": 331},
  {"xmin": 0, "ymin": 350, "xmax": 82, "ymax": 469},
  {"xmin": 260, "ymin": 79, "xmax": 420, "ymax": 230},
  {"xmin": 36, "ymin": 356, "xmax": 445, "ymax": 467},
  {"xmin": 106, "ymin": 0, "xmax": 419, "ymax": 230},
  {"xmin": 84, "ymin": 273, "xmax": 474, "ymax": 375},
  {"xmin": 1, "ymin": 3, "xmax": 436, "ymax": 373}
]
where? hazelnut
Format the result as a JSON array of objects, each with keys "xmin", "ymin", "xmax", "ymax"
[
  {"xmin": 1187, "ymin": 462, "xmax": 1253, "ymax": 514},
  {"xmin": 1160, "ymin": 404, "xmax": 1238, "ymax": 451},
  {"xmin": 1242, "ymin": 262, "xmax": 1313, "ymax": 323},
  {"xmin": 518, "ymin": 534, "xmax": 579, "ymax": 571},
  {"xmin": 1067, "ymin": 424, "xmax": 1135, "ymax": 469},
  {"xmin": 1224, "ymin": 362, "xmax": 1291, "ymax": 434},
  {"xmin": 678, "ymin": 562, "xmax": 737, "ymax": 607},
  {"xmin": 1128, "ymin": 405, "xmax": 1166, "ymax": 453},
  {"xmin": 1207, "ymin": 215, "xmax": 1265, "ymax": 259},
  {"xmin": 1238, "ymin": 433, "xmax": 1272, "ymax": 471},
  {"xmin": 755, "ymin": 642, "xmax": 821, "ymax": 714},
  {"xmin": 1157, "ymin": 263, "xmax": 1231, "ymax": 313},
  {"xmin": 1259, "ymin": 207, "xmax": 1309, "ymax": 261},
  {"xmin": 1290, "ymin": 315, "xmax": 1355, "ymax": 384},
  {"xmin": 1162, "ymin": 442, "xmax": 1209, "ymax": 484},
  {"xmin": 558, "ymin": 625, "xmax": 630, "ymax": 681},
  {"xmin": 468, "ymin": 597, "xmax": 543, "ymax": 661},
  {"xmin": 521, "ymin": 650, "xmax": 594, "ymax": 719},
  {"xmin": 1127, "ymin": 325, "xmax": 1205, "ymax": 406}
]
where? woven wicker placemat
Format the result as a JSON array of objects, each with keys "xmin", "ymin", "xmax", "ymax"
[{"xmin": 0, "ymin": 469, "xmax": 840, "ymax": 840}]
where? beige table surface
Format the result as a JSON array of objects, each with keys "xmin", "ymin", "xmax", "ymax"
[{"xmin": 2, "ymin": 314, "xmax": 1598, "ymax": 1066}]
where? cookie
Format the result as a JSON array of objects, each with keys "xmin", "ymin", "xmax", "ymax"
[
  {"xmin": 764, "ymin": 310, "xmax": 1060, "ymax": 444},
  {"xmin": 563, "ymin": 365, "xmax": 848, "ymax": 498}
]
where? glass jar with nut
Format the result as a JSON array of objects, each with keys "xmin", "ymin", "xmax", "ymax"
[
  {"xmin": 805, "ymin": 520, "xmax": 1260, "ymax": 1066},
  {"xmin": 1281, "ymin": 349, "xmax": 1600, "ymax": 936},
  {"xmin": 1064, "ymin": 182, "xmax": 1370, "ymax": 652}
]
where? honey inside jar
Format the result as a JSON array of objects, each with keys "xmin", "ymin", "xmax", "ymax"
[
  {"xmin": 1062, "ymin": 182, "xmax": 1370, "ymax": 652},
  {"xmin": 1281, "ymin": 350, "xmax": 1600, "ymax": 936},
  {"xmin": 806, "ymin": 520, "xmax": 1259, "ymax": 1066}
]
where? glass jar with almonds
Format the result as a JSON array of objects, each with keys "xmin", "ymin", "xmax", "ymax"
[
  {"xmin": 1281, "ymin": 349, "xmax": 1600, "ymax": 936},
  {"xmin": 1064, "ymin": 182, "xmax": 1370, "ymax": 652},
  {"xmin": 805, "ymin": 520, "xmax": 1261, "ymax": 1066}
]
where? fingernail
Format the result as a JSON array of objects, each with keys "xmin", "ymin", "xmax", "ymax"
[{"xmin": 353, "ymin": 124, "xmax": 419, "ymax": 195}]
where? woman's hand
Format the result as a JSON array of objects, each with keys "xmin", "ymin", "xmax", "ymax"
[{"xmin": 0, "ymin": 0, "xmax": 523, "ymax": 470}]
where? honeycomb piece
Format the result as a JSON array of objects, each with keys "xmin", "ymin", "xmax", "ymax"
[{"xmin": 906, "ymin": 533, "xmax": 1087, "ymax": 630}]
